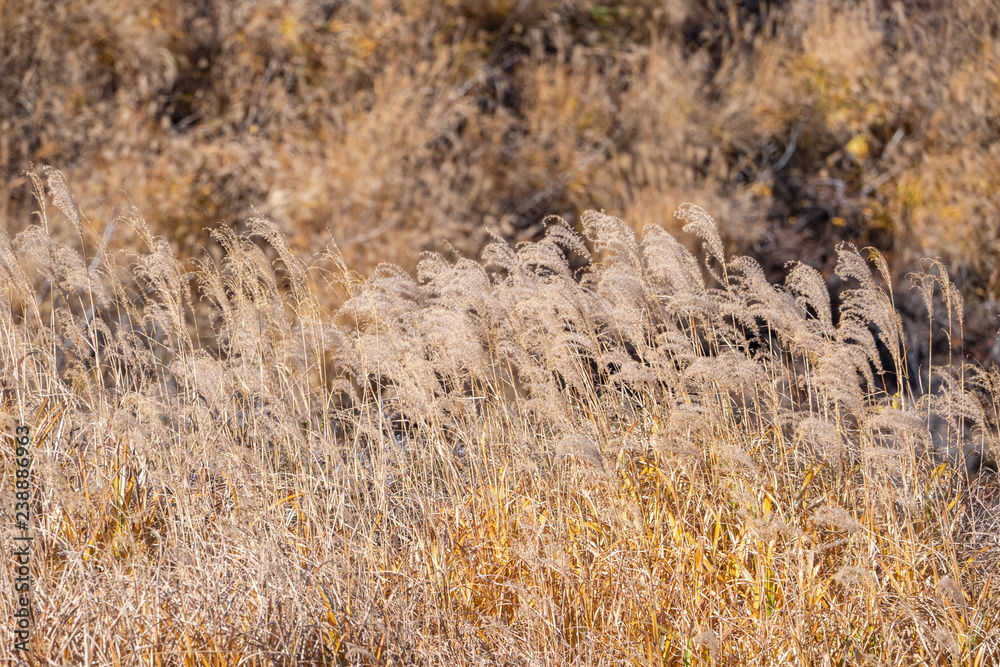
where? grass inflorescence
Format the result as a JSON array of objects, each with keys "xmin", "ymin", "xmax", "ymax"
[{"xmin": 1, "ymin": 171, "xmax": 999, "ymax": 665}]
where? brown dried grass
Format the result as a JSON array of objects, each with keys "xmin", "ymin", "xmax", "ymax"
[{"xmin": 1, "ymin": 173, "xmax": 998, "ymax": 665}]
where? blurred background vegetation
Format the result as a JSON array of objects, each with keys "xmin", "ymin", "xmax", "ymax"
[{"xmin": 3, "ymin": 0, "xmax": 999, "ymax": 364}]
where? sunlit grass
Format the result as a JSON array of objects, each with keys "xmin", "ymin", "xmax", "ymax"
[{"xmin": 1, "ymin": 173, "xmax": 998, "ymax": 665}]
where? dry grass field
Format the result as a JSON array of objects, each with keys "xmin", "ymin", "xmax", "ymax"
[
  {"xmin": 3, "ymin": 1, "xmax": 1000, "ymax": 319},
  {"xmin": 3, "ymin": 0, "xmax": 1000, "ymax": 665},
  {"xmin": 0, "ymin": 170, "xmax": 998, "ymax": 665}
]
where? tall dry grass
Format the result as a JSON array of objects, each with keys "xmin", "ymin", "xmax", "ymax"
[
  {"xmin": 1, "ymin": 171, "xmax": 998, "ymax": 665},
  {"xmin": 4, "ymin": 0, "xmax": 1000, "ymax": 368}
]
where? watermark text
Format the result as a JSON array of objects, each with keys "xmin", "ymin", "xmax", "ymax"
[{"xmin": 11, "ymin": 423, "xmax": 32, "ymax": 663}]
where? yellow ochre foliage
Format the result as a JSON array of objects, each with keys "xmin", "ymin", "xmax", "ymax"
[{"xmin": 0, "ymin": 171, "xmax": 998, "ymax": 665}]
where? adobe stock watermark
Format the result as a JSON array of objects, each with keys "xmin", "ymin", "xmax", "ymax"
[{"xmin": 11, "ymin": 422, "xmax": 33, "ymax": 664}]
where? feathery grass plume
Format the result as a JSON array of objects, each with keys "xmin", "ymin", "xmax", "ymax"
[
  {"xmin": 968, "ymin": 366, "xmax": 1000, "ymax": 462},
  {"xmin": 675, "ymin": 202, "xmax": 727, "ymax": 284},
  {"xmin": 586, "ymin": 262, "xmax": 651, "ymax": 358},
  {"xmin": 120, "ymin": 205, "xmax": 193, "ymax": 356},
  {"xmin": 0, "ymin": 265, "xmax": 30, "ymax": 385},
  {"xmin": 0, "ymin": 227, "xmax": 35, "ymax": 314},
  {"xmin": 832, "ymin": 313, "xmax": 882, "ymax": 383},
  {"xmin": 834, "ymin": 242, "xmax": 904, "ymax": 382},
  {"xmin": 914, "ymin": 368, "xmax": 996, "ymax": 479},
  {"xmin": 417, "ymin": 306, "xmax": 489, "ymax": 386},
  {"xmin": 683, "ymin": 352, "xmax": 766, "ymax": 405},
  {"xmin": 923, "ymin": 369, "xmax": 987, "ymax": 429},
  {"xmin": 796, "ymin": 415, "xmax": 848, "ymax": 463},
  {"xmin": 496, "ymin": 225, "xmax": 603, "ymax": 408},
  {"xmin": 637, "ymin": 219, "xmax": 723, "ymax": 367},
  {"xmin": 666, "ymin": 402, "xmax": 717, "ymax": 445},
  {"xmin": 247, "ymin": 215, "xmax": 309, "ymax": 301},
  {"xmin": 714, "ymin": 440, "xmax": 760, "ymax": 476},
  {"xmin": 417, "ymin": 255, "xmax": 502, "ymax": 406},
  {"xmin": 863, "ymin": 406, "xmax": 929, "ymax": 463},
  {"xmin": 598, "ymin": 348, "xmax": 659, "ymax": 400},
  {"xmin": 784, "ymin": 260, "xmax": 834, "ymax": 338},
  {"xmin": 345, "ymin": 268, "xmax": 461, "ymax": 423},
  {"xmin": 481, "ymin": 229, "xmax": 524, "ymax": 282},
  {"xmin": 580, "ymin": 209, "xmax": 642, "ymax": 268},
  {"xmin": 168, "ymin": 352, "xmax": 230, "ymax": 419},
  {"xmin": 808, "ymin": 339, "xmax": 870, "ymax": 415},
  {"xmin": 641, "ymin": 223, "xmax": 705, "ymax": 297},
  {"xmin": 23, "ymin": 168, "xmax": 49, "ymax": 232},
  {"xmin": 516, "ymin": 216, "xmax": 587, "ymax": 280},
  {"xmin": 42, "ymin": 166, "xmax": 84, "ymax": 237},
  {"xmin": 205, "ymin": 225, "xmax": 295, "ymax": 366},
  {"xmin": 415, "ymin": 250, "xmax": 451, "ymax": 284},
  {"xmin": 495, "ymin": 336, "xmax": 566, "ymax": 419},
  {"xmin": 865, "ymin": 246, "xmax": 897, "ymax": 310},
  {"xmin": 420, "ymin": 255, "xmax": 496, "ymax": 326},
  {"xmin": 910, "ymin": 259, "xmax": 966, "ymax": 391},
  {"xmin": 693, "ymin": 628, "xmax": 720, "ymax": 662},
  {"xmin": 834, "ymin": 565, "xmax": 876, "ymax": 593},
  {"xmin": 341, "ymin": 262, "xmax": 425, "ymax": 331},
  {"xmin": 554, "ymin": 432, "xmax": 604, "ymax": 471},
  {"xmin": 811, "ymin": 503, "xmax": 861, "ymax": 534},
  {"xmin": 217, "ymin": 224, "xmax": 284, "ymax": 308},
  {"xmin": 911, "ymin": 259, "xmax": 966, "ymax": 337},
  {"xmin": 590, "ymin": 224, "xmax": 676, "ymax": 374},
  {"xmin": 483, "ymin": 227, "xmax": 613, "ymax": 422},
  {"xmin": 15, "ymin": 223, "xmax": 104, "ymax": 306},
  {"xmin": 509, "ymin": 310, "xmax": 589, "ymax": 401},
  {"xmin": 102, "ymin": 326, "xmax": 159, "ymax": 395},
  {"xmin": 728, "ymin": 254, "xmax": 806, "ymax": 350},
  {"xmin": 937, "ymin": 575, "xmax": 966, "ymax": 606}
]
